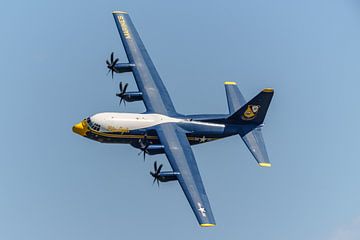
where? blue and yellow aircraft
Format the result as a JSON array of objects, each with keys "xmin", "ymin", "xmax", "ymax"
[{"xmin": 73, "ymin": 11, "xmax": 274, "ymax": 227}]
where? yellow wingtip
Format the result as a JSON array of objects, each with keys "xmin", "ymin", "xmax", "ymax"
[
  {"xmin": 262, "ymin": 88, "xmax": 274, "ymax": 93},
  {"xmin": 200, "ymin": 223, "xmax": 216, "ymax": 227},
  {"xmin": 224, "ymin": 81, "xmax": 237, "ymax": 85},
  {"xmin": 112, "ymin": 10, "xmax": 128, "ymax": 14},
  {"xmin": 259, "ymin": 162, "xmax": 272, "ymax": 167}
]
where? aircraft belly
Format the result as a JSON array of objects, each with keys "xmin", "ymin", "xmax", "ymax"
[
  {"xmin": 85, "ymin": 129, "xmax": 160, "ymax": 144},
  {"xmin": 86, "ymin": 127, "xmax": 227, "ymax": 146}
]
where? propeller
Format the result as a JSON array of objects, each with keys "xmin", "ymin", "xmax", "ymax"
[
  {"xmin": 138, "ymin": 133, "xmax": 149, "ymax": 161},
  {"xmin": 106, "ymin": 52, "xmax": 119, "ymax": 78},
  {"xmin": 116, "ymin": 82, "xmax": 129, "ymax": 106},
  {"xmin": 150, "ymin": 161, "xmax": 163, "ymax": 186}
]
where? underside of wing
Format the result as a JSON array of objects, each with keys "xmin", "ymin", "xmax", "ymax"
[{"xmin": 155, "ymin": 123, "xmax": 216, "ymax": 227}]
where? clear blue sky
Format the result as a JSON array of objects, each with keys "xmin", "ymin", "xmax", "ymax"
[{"xmin": 1, "ymin": 0, "xmax": 360, "ymax": 239}]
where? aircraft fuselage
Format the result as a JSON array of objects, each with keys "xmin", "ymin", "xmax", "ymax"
[{"xmin": 72, "ymin": 112, "xmax": 241, "ymax": 147}]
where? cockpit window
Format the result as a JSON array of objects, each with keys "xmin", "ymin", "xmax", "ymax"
[
  {"xmin": 93, "ymin": 124, "xmax": 100, "ymax": 131},
  {"xmin": 86, "ymin": 117, "xmax": 101, "ymax": 131}
]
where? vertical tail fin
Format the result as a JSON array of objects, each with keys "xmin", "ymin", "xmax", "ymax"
[
  {"xmin": 224, "ymin": 82, "xmax": 274, "ymax": 167},
  {"xmin": 227, "ymin": 88, "xmax": 274, "ymax": 125},
  {"xmin": 224, "ymin": 82, "xmax": 246, "ymax": 114}
]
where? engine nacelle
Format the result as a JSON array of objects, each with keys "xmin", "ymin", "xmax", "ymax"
[
  {"xmin": 114, "ymin": 63, "xmax": 135, "ymax": 73},
  {"xmin": 157, "ymin": 171, "xmax": 180, "ymax": 182},
  {"xmin": 146, "ymin": 145, "xmax": 164, "ymax": 155},
  {"xmin": 121, "ymin": 91, "xmax": 143, "ymax": 102}
]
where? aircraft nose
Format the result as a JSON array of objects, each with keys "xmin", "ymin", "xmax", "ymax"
[{"xmin": 72, "ymin": 121, "xmax": 88, "ymax": 136}]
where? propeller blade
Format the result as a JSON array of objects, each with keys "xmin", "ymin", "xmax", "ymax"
[
  {"xmin": 137, "ymin": 134, "xmax": 149, "ymax": 160},
  {"xmin": 117, "ymin": 82, "xmax": 129, "ymax": 106},
  {"xmin": 138, "ymin": 139, "xmax": 145, "ymax": 149},
  {"xmin": 157, "ymin": 164, "xmax": 163, "ymax": 174},
  {"xmin": 119, "ymin": 82, "xmax": 123, "ymax": 92},
  {"xmin": 150, "ymin": 161, "xmax": 163, "ymax": 187},
  {"xmin": 144, "ymin": 132, "xmax": 148, "ymax": 142},
  {"xmin": 123, "ymin": 83, "xmax": 128, "ymax": 93},
  {"xmin": 106, "ymin": 52, "xmax": 119, "ymax": 79}
]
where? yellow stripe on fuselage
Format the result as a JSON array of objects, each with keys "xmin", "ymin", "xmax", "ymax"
[
  {"xmin": 90, "ymin": 130, "xmax": 157, "ymax": 140},
  {"xmin": 87, "ymin": 126, "xmax": 218, "ymax": 142}
]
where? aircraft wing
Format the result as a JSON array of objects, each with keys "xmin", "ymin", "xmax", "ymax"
[
  {"xmin": 112, "ymin": 11, "xmax": 177, "ymax": 116},
  {"xmin": 155, "ymin": 123, "xmax": 216, "ymax": 227}
]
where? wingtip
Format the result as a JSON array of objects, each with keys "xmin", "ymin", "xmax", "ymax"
[
  {"xmin": 200, "ymin": 223, "xmax": 216, "ymax": 227},
  {"xmin": 112, "ymin": 10, "xmax": 128, "ymax": 14},
  {"xmin": 224, "ymin": 81, "xmax": 237, "ymax": 85},
  {"xmin": 259, "ymin": 162, "xmax": 272, "ymax": 167},
  {"xmin": 262, "ymin": 88, "xmax": 274, "ymax": 93}
]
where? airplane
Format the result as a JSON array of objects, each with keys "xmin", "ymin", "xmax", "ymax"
[{"xmin": 72, "ymin": 11, "xmax": 274, "ymax": 227}]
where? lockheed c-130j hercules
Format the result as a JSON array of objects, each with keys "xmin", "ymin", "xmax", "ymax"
[{"xmin": 72, "ymin": 11, "xmax": 274, "ymax": 227}]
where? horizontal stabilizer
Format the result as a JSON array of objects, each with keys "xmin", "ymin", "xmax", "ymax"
[{"xmin": 241, "ymin": 127, "xmax": 271, "ymax": 167}]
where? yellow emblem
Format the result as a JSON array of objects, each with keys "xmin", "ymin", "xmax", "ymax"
[
  {"xmin": 242, "ymin": 105, "xmax": 260, "ymax": 120},
  {"xmin": 107, "ymin": 126, "xmax": 130, "ymax": 133}
]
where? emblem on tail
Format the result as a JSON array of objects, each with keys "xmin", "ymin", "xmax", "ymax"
[{"xmin": 242, "ymin": 105, "xmax": 260, "ymax": 120}]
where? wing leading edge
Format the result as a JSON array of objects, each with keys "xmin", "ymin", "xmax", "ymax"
[
  {"xmin": 155, "ymin": 123, "xmax": 216, "ymax": 227},
  {"xmin": 112, "ymin": 11, "xmax": 177, "ymax": 116}
]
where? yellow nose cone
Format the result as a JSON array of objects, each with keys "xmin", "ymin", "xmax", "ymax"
[{"xmin": 72, "ymin": 121, "xmax": 88, "ymax": 136}]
